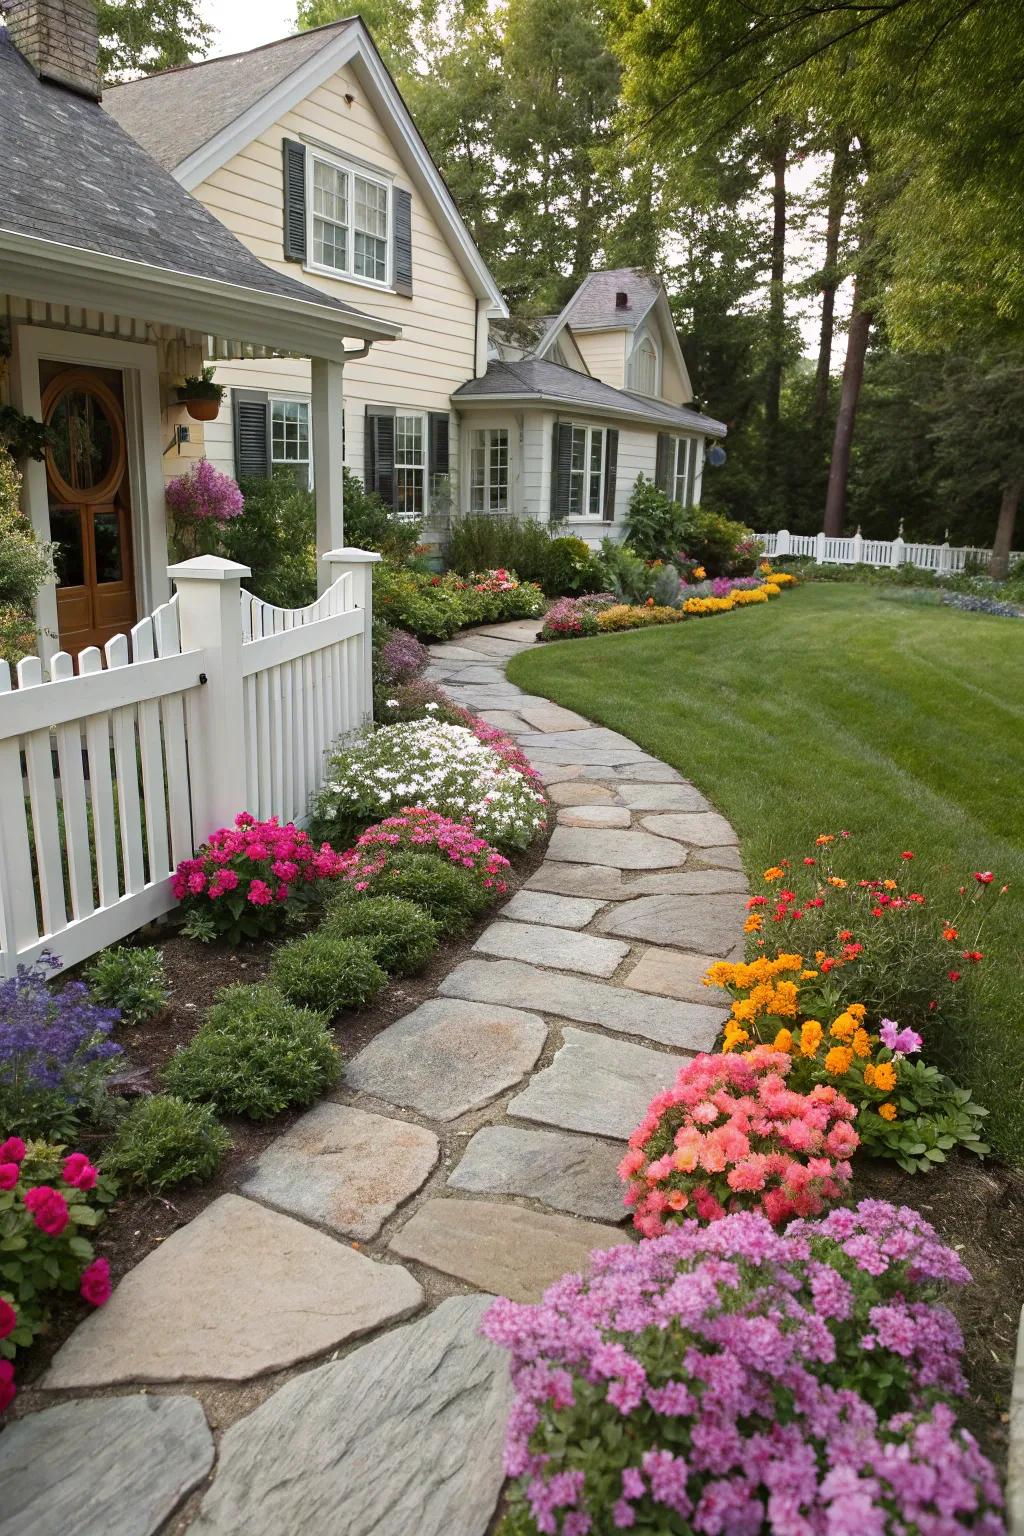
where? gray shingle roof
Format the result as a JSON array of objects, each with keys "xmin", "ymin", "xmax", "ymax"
[
  {"xmin": 104, "ymin": 21, "xmax": 356, "ymax": 172},
  {"xmin": 453, "ymin": 358, "xmax": 727, "ymax": 437},
  {"xmin": 557, "ymin": 268, "xmax": 661, "ymax": 332},
  {"xmin": 0, "ymin": 27, "xmax": 371, "ymax": 319}
]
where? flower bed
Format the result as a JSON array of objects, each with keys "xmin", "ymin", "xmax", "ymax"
[
  {"xmin": 374, "ymin": 562, "xmax": 544, "ymax": 640},
  {"xmin": 539, "ymin": 569, "xmax": 796, "ymax": 640}
]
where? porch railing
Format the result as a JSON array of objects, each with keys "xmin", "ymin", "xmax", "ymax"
[{"xmin": 0, "ymin": 548, "xmax": 379, "ymax": 978}]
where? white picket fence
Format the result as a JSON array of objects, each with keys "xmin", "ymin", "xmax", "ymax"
[
  {"xmin": 759, "ymin": 529, "xmax": 1023, "ymax": 574},
  {"xmin": 0, "ymin": 548, "xmax": 378, "ymax": 978}
]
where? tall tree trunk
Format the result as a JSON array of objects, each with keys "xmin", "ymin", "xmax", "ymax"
[
  {"xmin": 824, "ymin": 275, "xmax": 871, "ymax": 535},
  {"xmin": 765, "ymin": 120, "xmax": 788, "ymax": 431},
  {"xmin": 989, "ymin": 479, "xmax": 1021, "ymax": 579},
  {"xmin": 813, "ymin": 136, "xmax": 851, "ymax": 422}
]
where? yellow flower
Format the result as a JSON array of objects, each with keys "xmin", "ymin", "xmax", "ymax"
[
  {"xmin": 847, "ymin": 1003, "xmax": 867, "ymax": 1022},
  {"xmin": 827, "ymin": 877, "xmax": 847, "ymax": 889},
  {"xmin": 704, "ymin": 962, "xmax": 735, "ymax": 987},
  {"xmin": 693, "ymin": 566, "xmax": 706, "ymax": 579},
  {"xmin": 763, "ymin": 866, "xmax": 785, "ymax": 882},
  {"xmin": 825, "ymin": 1045, "xmax": 854, "ymax": 1076},
  {"xmin": 731, "ymin": 998, "xmax": 758, "ymax": 1023},
  {"xmin": 830, "ymin": 1012, "xmax": 856, "ymax": 1041},
  {"xmin": 872, "ymin": 1061, "xmax": 897, "ymax": 1092},
  {"xmin": 769, "ymin": 980, "xmax": 800, "ymax": 1018},
  {"xmin": 815, "ymin": 834, "xmax": 836, "ymax": 846},
  {"xmin": 852, "ymin": 1028, "xmax": 872, "ymax": 1059},
  {"xmin": 800, "ymin": 1020, "xmax": 823, "ymax": 1056},
  {"xmin": 744, "ymin": 913, "xmax": 763, "ymax": 934},
  {"xmin": 883, "ymin": 879, "xmax": 898, "ymax": 891},
  {"xmin": 878, "ymin": 1102, "xmax": 898, "ymax": 1121},
  {"xmin": 722, "ymin": 1022, "xmax": 750, "ymax": 1054},
  {"xmin": 800, "ymin": 969, "xmax": 819, "ymax": 980},
  {"xmin": 771, "ymin": 1028, "xmax": 794, "ymax": 1053}
]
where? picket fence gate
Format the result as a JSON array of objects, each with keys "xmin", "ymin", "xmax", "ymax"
[
  {"xmin": 758, "ymin": 528, "xmax": 1023, "ymax": 574},
  {"xmin": 0, "ymin": 549, "xmax": 379, "ymax": 979}
]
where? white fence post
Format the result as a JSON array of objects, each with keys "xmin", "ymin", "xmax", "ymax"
[
  {"xmin": 852, "ymin": 526, "xmax": 864, "ymax": 564},
  {"xmin": 775, "ymin": 528, "xmax": 791, "ymax": 557},
  {"xmin": 891, "ymin": 534, "xmax": 905, "ymax": 567},
  {"xmin": 169, "ymin": 555, "xmax": 251, "ymax": 842},
  {"xmin": 815, "ymin": 532, "xmax": 826, "ymax": 564},
  {"xmin": 324, "ymin": 547, "xmax": 381, "ymax": 726},
  {"xmin": 938, "ymin": 540, "xmax": 952, "ymax": 576}
]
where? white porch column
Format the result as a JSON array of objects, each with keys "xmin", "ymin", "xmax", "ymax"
[
  {"xmin": 311, "ymin": 356, "xmax": 345, "ymax": 593},
  {"xmin": 323, "ymin": 547, "xmax": 381, "ymax": 726}
]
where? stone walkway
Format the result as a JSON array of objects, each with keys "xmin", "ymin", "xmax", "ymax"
[{"xmin": 0, "ymin": 620, "xmax": 746, "ymax": 1536}]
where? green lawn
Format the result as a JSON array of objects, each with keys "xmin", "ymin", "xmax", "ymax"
[{"xmin": 508, "ymin": 586, "xmax": 1024, "ymax": 1160}]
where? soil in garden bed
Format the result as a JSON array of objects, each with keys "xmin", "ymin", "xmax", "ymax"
[{"xmin": 13, "ymin": 831, "xmax": 550, "ymax": 1393}]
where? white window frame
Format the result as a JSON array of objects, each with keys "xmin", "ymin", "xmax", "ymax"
[
  {"xmin": 470, "ymin": 427, "xmax": 510, "ymax": 514},
  {"xmin": 568, "ymin": 423, "xmax": 605, "ymax": 520},
  {"xmin": 631, "ymin": 332, "xmax": 660, "ymax": 397},
  {"xmin": 270, "ymin": 395, "xmax": 313, "ymax": 489},
  {"xmin": 305, "ymin": 147, "xmax": 392, "ymax": 290},
  {"xmin": 673, "ymin": 436, "xmax": 698, "ymax": 507},
  {"xmin": 394, "ymin": 410, "xmax": 427, "ymax": 520}
]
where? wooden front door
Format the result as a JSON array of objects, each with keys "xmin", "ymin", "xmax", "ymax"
[{"xmin": 42, "ymin": 366, "xmax": 137, "ymax": 656}]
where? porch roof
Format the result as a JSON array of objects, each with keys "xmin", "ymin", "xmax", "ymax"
[
  {"xmin": 0, "ymin": 29, "xmax": 397, "ymax": 361},
  {"xmin": 453, "ymin": 358, "xmax": 728, "ymax": 438}
]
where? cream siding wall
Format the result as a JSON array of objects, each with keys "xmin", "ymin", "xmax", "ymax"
[
  {"xmin": 192, "ymin": 62, "xmax": 478, "ymax": 509},
  {"xmin": 573, "ymin": 330, "xmax": 627, "ymax": 389},
  {"xmin": 660, "ymin": 345, "xmax": 690, "ymax": 405}
]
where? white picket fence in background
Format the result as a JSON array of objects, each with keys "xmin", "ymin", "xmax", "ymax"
[
  {"xmin": 759, "ymin": 528, "xmax": 1023, "ymax": 574},
  {"xmin": 0, "ymin": 549, "xmax": 378, "ymax": 979}
]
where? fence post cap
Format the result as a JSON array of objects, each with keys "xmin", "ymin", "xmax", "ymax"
[
  {"xmin": 167, "ymin": 555, "xmax": 252, "ymax": 582},
  {"xmin": 323, "ymin": 547, "xmax": 383, "ymax": 566}
]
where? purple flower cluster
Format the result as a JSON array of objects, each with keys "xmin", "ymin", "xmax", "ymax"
[
  {"xmin": 879, "ymin": 1018, "xmax": 924, "ymax": 1056},
  {"xmin": 165, "ymin": 459, "xmax": 244, "ymax": 523},
  {"xmin": 0, "ymin": 956, "xmax": 122, "ymax": 1136},
  {"xmin": 483, "ymin": 1202, "xmax": 1003, "ymax": 1535},
  {"xmin": 378, "ymin": 627, "xmax": 429, "ymax": 685}
]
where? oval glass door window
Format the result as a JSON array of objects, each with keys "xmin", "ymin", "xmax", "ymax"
[{"xmin": 43, "ymin": 372, "xmax": 126, "ymax": 506}]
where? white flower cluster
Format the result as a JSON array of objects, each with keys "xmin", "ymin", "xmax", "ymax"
[{"xmin": 314, "ymin": 719, "xmax": 547, "ymax": 850}]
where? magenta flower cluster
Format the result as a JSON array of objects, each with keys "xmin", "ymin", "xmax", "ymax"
[
  {"xmin": 337, "ymin": 806, "xmax": 511, "ymax": 894},
  {"xmin": 483, "ymin": 1201, "xmax": 1004, "ymax": 1535},
  {"xmin": 165, "ymin": 459, "xmax": 244, "ymax": 523},
  {"xmin": 378, "ymin": 627, "xmax": 430, "ymax": 686},
  {"xmin": 540, "ymin": 594, "xmax": 616, "ymax": 641}
]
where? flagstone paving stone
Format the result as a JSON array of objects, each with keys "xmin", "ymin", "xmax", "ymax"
[
  {"xmin": 533, "ymin": 761, "xmax": 586, "ymax": 785},
  {"xmin": 640, "ymin": 810, "xmax": 740, "ymax": 847},
  {"xmin": 478, "ymin": 709, "xmax": 528, "ymax": 730},
  {"xmin": 556, "ymin": 804, "xmax": 632, "ymax": 828},
  {"xmin": 616, "ymin": 781, "xmax": 714, "ymax": 812},
  {"xmin": 43, "ymin": 1195, "xmax": 423, "ymax": 1388},
  {"xmin": 192, "ymin": 1296, "xmax": 510, "ymax": 1536},
  {"xmin": 239, "ymin": 1103, "xmax": 439, "ymax": 1241},
  {"xmin": 624, "ymin": 947, "xmax": 733, "ymax": 1004},
  {"xmin": 0, "ymin": 1395, "xmax": 214, "ymax": 1536},
  {"xmin": 596, "ymin": 892, "xmax": 750, "ymax": 955},
  {"xmin": 448, "ymin": 1126, "xmax": 626, "ymax": 1221},
  {"xmin": 390, "ymin": 1198, "xmax": 631, "ymax": 1301},
  {"xmin": 472, "ymin": 919, "xmax": 628, "ymax": 977},
  {"xmin": 694, "ymin": 843, "xmax": 745, "ymax": 871},
  {"xmin": 545, "ymin": 779, "xmax": 619, "ymax": 806},
  {"xmin": 582, "ymin": 760, "xmax": 685, "ymax": 782},
  {"xmin": 525, "ymin": 861, "xmax": 635, "ymax": 900},
  {"xmin": 507, "ymin": 1027, "xmax": 681, "ymax": 1139},
  {"xmin": 345, "ymin": 998, "xmax": 547, "ymax": 1119},
  {"xmin": 547, "ymin": 825, "xmax": 689, "ymax": 869},
  {"xmin": 500, "ymin": 890, "xmax": 606, "ymax": 928},
  {"xmin": 516, "ymin": 702, "xmax": 593, "ymax": 731},
  {"xmin": 440, "ymin": 958, "xmax": 723, "ymax": 1050}
]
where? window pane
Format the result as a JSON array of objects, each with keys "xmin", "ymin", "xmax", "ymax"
[
  {"xmin": 489, "ymin": 428, "xmax": 509, "ymax": 512},
  {"xmin": 92, "ymin": 510, "xmax": 123, "ymax": 583},
  {"xmin": 271, "ymin": 400, "xmax": 310, "ymax": 463},
  {"xmin": 395, "ymin": 414, "xmax": 425, "ymax": 517},
  {"xmin": 312, "ymin": 159, "xmax": 348, "ymax": 270},
  {"xmin": 353, "ymin": 177, "xmax": 388, "ymax": 280},
  {"xmin": 50, "ymin": 505, "xmax": 84, "ymax": 587},
  {"xmin": 588, "ymin": 429, "xmax": 603, "ymax": 515}
]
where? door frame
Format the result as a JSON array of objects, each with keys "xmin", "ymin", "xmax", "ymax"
[{"xmin": 11, "ymin": 325, "xmax": 168, "ymax": 664}]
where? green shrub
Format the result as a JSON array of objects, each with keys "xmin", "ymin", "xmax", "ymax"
[
  {"xmin": 222, "ymin": 469, "xmax": 317, "ymax": 608},
  {"xmin": 374, "ymin": 562, "xmax": 470, "ymax": 640},
  {"xmin": 163, "ymin": 984, "xmax": 340, "ymax": 1119},
  {"xmin": 0, "ymin": 446, "xmax": 52, "ymax": 664},
  {"xmin": 322, "ymin": 895, "xmax": 439, "ymax": 975},
  {"xmin": 624, "ymin": 475, "xmax": 690, "ymax": 560},
  {"xmin": 684, "ymin": 506, "xmax": 759, "ymax": 576},
  {"xmin": 270, "ymin": 933, "xmax": 387, "ymax": 1013},
  {"xmin": 339, "ymin": 468, "xmax": 423, "ymax": 562},
  {"xmin": 447, "ymin": 513, "xmax": 555, "ymax": 585},
  {"xmin": 372, "ymin": 851, "xmax": 492, "ymax": 935},
  {"xmin": 542, "ymin": 536, "xmax": 607, "ymax": 595},
  {"xmin": 598, "ymin": 537, "xmax": 656, "ymax": 603},
  {"xmin": 102, "ymin": 1094, "xmax": 231, "ymax": 1191},
  {"xmin": 84, "ymin": 945, "xmax": 169, "ymax": 1027}
]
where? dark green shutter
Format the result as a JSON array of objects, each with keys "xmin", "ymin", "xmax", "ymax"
[
  {"xmin": 233, "ymin": 389, "xmax": 271, "ymax": 479},
  {"xmin": 393, "ymin": 188, "xmax": 413, "ymax": 296},
  {"xmin": 429, "ymin": 411, "xmax": 450, "ymax": 477},
  {"xmin": 603, "ymin": 428, "xmax": 618, "ymax": 521},
  {"xmin": 654, "ymin": 431, "xmax": 672, "ymax": 495},
  {"xmin": 365, "ymin": 405, "xmax": 396, "ymax": 507},
  {"xmin": 283, "ymin": 140, "xmax": 307, "ymax": 262},
  {"xmin": 550, "ymin": 421, "xmax": 573, "ymax": 519}
]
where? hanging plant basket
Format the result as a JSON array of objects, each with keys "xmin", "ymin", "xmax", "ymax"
[
  {"xmin": 176, "ymin": 366, "xmax": 225, "ymax": 423},
  {"xmin": 181, "ymin": 397, "xmax": 221, "ymax": 422}
]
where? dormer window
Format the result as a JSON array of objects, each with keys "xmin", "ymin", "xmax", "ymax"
[
  {"xmin": 632, "ymin": 335, "xmax": 659, "ymax": 397},
  {"xmin": 309, "ymin": 149, "xmax": 390, "ymax": 284}
]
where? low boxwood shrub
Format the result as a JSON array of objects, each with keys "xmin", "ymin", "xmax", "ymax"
[
  {"xmin": 321, "ymin": 895, "xmax": 439, "ymax": 976},
  {"xmin": 163, "ymin": 984, "xmax": 340, "ymax": 1119},
  {"xmin": 84, "ymin": 945, "xmax": 169, "ymax": 1027},
  {"xmin": 370, "ymin": 851, "xmax": 492, "ymax": 936},
  {"xmin": 101, "ymin": 1094, "xmax": 231, "ymax": 1191},
  {"xmin": 270, "ymin": 934, "xmax": 387, "ymax": 1014}
]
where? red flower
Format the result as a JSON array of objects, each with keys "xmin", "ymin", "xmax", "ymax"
[
  {"xmin": 0, "ymin": 1137, "xmax": 25, "ymax": 1165},
  {"xmin": 62, "ymin": 1152, "xmax": 98, "ymax": 1191},
  {"xmin": 909, "ymin": 893, "xmax": 926, "ymax": 904},
  {"xmin": 0, "ymin": 1297, "xmax": 16, "ymax": 1340},
  {"xmin": 779, "ymin": 890, "xmax": 796, "ymax": 902},
  {"xmin": 901, "ymin": 851, "xmax": 915, "ymax": 860},
  {"xmin": 942, "ymin": 926, "xmax": 958, "ymax": 942},
  {"xmin": 838, "ymin": 929, "xmax": 853, "ymax": 941},
  {"xmin": 870, "ymin": 906, "xmax": 885, "ymax": 917},
  {"xmin": 974, "ymin": 871, "xmax": 994, "ymax": 884},
  {"xmin": 0, "ymin": 1164, "xmax": 19, "ymax": 1192},
  {"xmin": 803, "ymin": 857, "xmax": 816, "ymax": 866},
  {"xmin": 929, "ymin": 1000, "xmax": 938, "ymax": 1012},
  {"xmin": 842, "ymin": 943, "xmax": 863, "ymax": 958},
  {"xmin": 947, "ymin": 971, "xmax": 962, "ymax": 983},
  {"xmin": 806, "ymin": 898, "xmax": 825, "ymax": 908},
  {"xmin": 821, "ymin": 958, "xmax": 837, "ymax": 973},
  {"xmin": 746, "ymin": 896, "xmax": 767, "ymax": 909},
  {"xmin": 0, "ymin": 1360, "xmax": 14, "ymax": 1414},
  {"xmin": 23, "ymin": 1186, "xmax": 69, "ymax": 1237},
  {"xmin": 962, "ymin": 950, "xmax": 984, "ymax": 963},
  {"xmin": 79, "ymin": 1257, "xmax": 112, "ymax": 1308}
]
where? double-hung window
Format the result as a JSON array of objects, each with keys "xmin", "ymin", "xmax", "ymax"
[
  {"xmin": 310, "ymin": 150, "xmax": 390, "ymax": 285},
  {"xmin": 395, "ymin": 412, "xmax": 426, "ymax": 518},
  {"xmin": 672, "ymin": 437, "xmax": 697, "ymax": 507},
  {"xmin": 569, "ymin": 425, "xmax": 605, "ymax": 518},
  {"xmin": 470, "ymin": 428, "xmax": 509, "ymax": 513},
  {"xmin": 271, "ymin": 398, "xmax": 311, "ymax": 488}
]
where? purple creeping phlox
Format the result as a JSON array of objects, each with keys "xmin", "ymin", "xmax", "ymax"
[{"xmin": 483, "ymin": 1200, "xmax": 1004, "ymax": 1535}]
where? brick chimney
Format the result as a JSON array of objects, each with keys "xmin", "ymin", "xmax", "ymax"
[{"xmin": 4, "ymin": 0, "xmax": 101, "ymax": 100}]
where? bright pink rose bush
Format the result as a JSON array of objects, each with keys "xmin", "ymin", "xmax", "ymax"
[
  {"xmin": 484, "ymin": 1201, "xmax": 1004, "ymax": 1535},
  {"xmin": 0, "ymin": 1135, "xmax": 115, "ymax": 1413},
  {"xmin": 337, "ymin": 807, "xmax": 511, "ymax": 897},
  {"xmin": 173, "ymin": 814, "xmax": 346, "ymax": 943},
  {"xmin": 620, "ymin": 1048, "xmax": 858, "ymax": 1236}
]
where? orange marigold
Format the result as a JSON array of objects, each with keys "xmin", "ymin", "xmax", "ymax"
[
  {"xmin": 825, "ymin": 1045, "xmax": 854, "ymax": 1076},
  {"xmin": 878, "ymin": 1103, "xmax": 898, "ymax": 1121},
  {"xmin": 872, "ymin": 1061, "xmax": 898, "ymax": 1092},
  {"xmin": 763, "ymin": 866, "xmax": 785, "ymax": 882},
  {"xmin": 830, "ymin": 1012, "xmax": 856, "ymax": 1041},
  {"xmin": 771, "ymin": 1028, "xmax": 794, "ymax": 1053},
  {"xmin": 800, "ymin": 1020, "xmax": 823, "ymax": 1056},
  {"xmin": 852, "ymin": 1028, "xmax": 872, "ymax": 1059}
]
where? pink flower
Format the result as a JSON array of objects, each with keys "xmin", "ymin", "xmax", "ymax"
[
  {"xmin": 186, "ymin": 871, "xmax": 207, "ymax": 895},
  {"xmin": 0, "ymin": 1359, "xmax": 15, "ymax": 1413},
  {"xmin": 79, "ymin": 1257, "xmax": 111, "ymax": 1307},
  {"xmin": 62, "ymin": 1153, "xmax": 98, "ymax": 1190},
  {"xmin": 0, "ymin": 1137, "xmax": 25, "ymax": 1164},
  {"xmin": 0, "ymin": 1297, "xmax": 16, "ymax": 1340},
  {"xmin": 0, "ymin": 1164, "xmax": 19, "ymax": 1191},
  {"xmin": 24, "ymin": 1185, "xmax": 70, "ymax": 1236},
  {"xmin": 247, "ymin": 878, "xmax": 273, "ymax": 906},
  {"xmin": 973, "ymin": 871, "xmax": 994, "ymax": 884}
]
